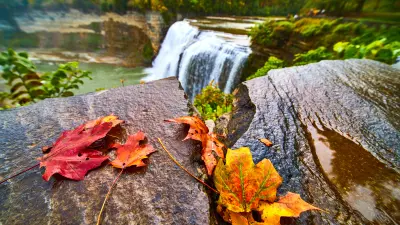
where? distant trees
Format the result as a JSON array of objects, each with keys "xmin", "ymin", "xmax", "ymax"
[{"xmin": 0, "ymin": 0, "xmax": 398, "ymax": 16}]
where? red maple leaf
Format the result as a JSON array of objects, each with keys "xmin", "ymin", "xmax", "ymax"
[{"xmin": 38, "ymin": 115, "xmax": 123, "ymax": 181}]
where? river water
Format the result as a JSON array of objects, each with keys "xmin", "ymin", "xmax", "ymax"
[{"xmin": 35, "ymin": 61, "xmax": 148, "ymax": 94}]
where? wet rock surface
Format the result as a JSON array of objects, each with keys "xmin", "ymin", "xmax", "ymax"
[
  {"xmin": 229, "ymin": 59, "xmax": 400, "ymax": 224},
  {"xmin": 0, "ymin": 78, "xmax": 209, "ymax": 225}
]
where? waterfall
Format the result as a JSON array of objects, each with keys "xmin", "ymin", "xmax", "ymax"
[{"xmin": 144, "ymin": 20, "xmax": 251, "ymax": 100}]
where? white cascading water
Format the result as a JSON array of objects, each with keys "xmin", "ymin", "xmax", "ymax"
[{"xmin": 144, "ymin": 20, "xmax": 251, "ymax": 100}]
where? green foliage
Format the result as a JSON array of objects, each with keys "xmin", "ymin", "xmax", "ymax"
[
  {"xmin": 0, "ymin": 49, "xmax": 44, "ymax": 105},
  {"xmin": 41, "ymin": 62, "xmax": 92, "ymax": 97},
  {"xmin": 249, "ymin": 20, "xmax": 295, "ymax": 48},
  {"xmin": 271, "ymin": 21, "xmax": 295, "ymax": 41},
  {"xmin": 332, "ymin": 23, "xmax": 354, "ymax": 34},
  {"xmin": 250, "ymin": 17, "xmax": 400, "ymax": 66},
  {"xmin": 246, "ymin": 56, "xmax": 284, "ymax": 80},
  {"xmin": 248, "ymin": 20, "xmax": 276, "ymax": 47},
  {"xmin": 333, "ymin": 39, "xmax": 400, "ymax": 64},
  {"xmin": 251, "ymin": 17, "xmax": 399, "ymax": 49},
  {"xmin": 293, "ymin": 47, "xmax": 333, "ymax": 65},
  {"xmin": 142, "ymin": 42, "xmax": 154, "ymax": 62},
  {"xmin": 194, "ymin": 84, "xmax": 233, "ymax": 121},
  {"xmin": 0, "ymin": 49, "xmax": 91, "ymax": 108},
  {"xmin": 2, "ymin": 0, "xmax": 400, "ymax": 18}
]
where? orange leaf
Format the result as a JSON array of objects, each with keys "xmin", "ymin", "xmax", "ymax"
[
  {"xmin": 202, "ymin": 133, "xmax": 225, "ymax": 174},
  {"xmin": 84, "ymin": 114, "xmax": 123, "ymax": 129},
  {"xmin": 257, "ymin": 192, "xmax": 321, "ymax": 225},
  {"xmin": 259, "ymin": 138, "xmax": 273, "ymax": 147},
  {"xmin": 166, "ymin": 116, "xmax": 225, "ymax": 175},
  {"xmin": 165, "ymin": 116, "xmax": 208, "ymax": 141},
  {"xmin": 110, "ymin": 131, "xmax": 155, "ymax": 169},
  {"xmin": 214, "ymin": 147, "xmax": 282, "ymax": 213},
  {"xmin": 230, "ymin": 212, "xmax": 249, "ymax": 225}
]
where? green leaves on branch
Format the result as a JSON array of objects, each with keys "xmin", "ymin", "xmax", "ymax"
[
  {"xmin": 194, "ymin": 83, "xmax": 233, "ymax": 121},
  {"xmin": 41, "ymin": 62, "xmax": 92, "ymax": 97},
  {"xmin": 0, "ymin": 49, "xmax": 91, "ymax": 109},
  {"xmin": 0, "ymin": 49, "xmax": 44, "ymax": 106}
]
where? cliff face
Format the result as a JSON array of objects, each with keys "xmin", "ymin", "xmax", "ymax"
[{"xmin": 1, "ymin": 9, "xmax": 167, "ymax": 67}]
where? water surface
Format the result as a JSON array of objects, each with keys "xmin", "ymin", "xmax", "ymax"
[
  {"xmin": 309, "ymin": 125, "xmax": 400, "ymax": 224},
  {"xmin": 36, "ymin": 61, "xmax": 148, "ymax": 95}
]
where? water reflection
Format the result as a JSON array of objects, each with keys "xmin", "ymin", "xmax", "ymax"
[{"xmin": 309, "ymin": 125, "xmax": 400, "ymax": 224}]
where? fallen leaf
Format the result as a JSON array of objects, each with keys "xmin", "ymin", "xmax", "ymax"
[
  {"xmin": 202, "ymin": 133, "xmax": 225, "ymax": 175},
  {"xmin": 166, "ymin": 116, "xmax": 225, "ymax": 175},
  {"xmin": 38, "ymin": 116, "xmax": 118, "ymax": 181},
  {"xmin": 97, "ymin": 131, "xmax": 155, "ymax": 225},
  {"xmin": 230, "ymin": 212, "xmax": 249, "ymax": 225},
  {"xmin": 217, "ymin": 205, "xmax": 231, "ymax": 223},
  {"xmin": 85, "ymin": 114, "xmax": 123, "ymax": 129},
  {"xmin": 257, "ymin": 192, "xmax": 321, "ymax": 225},
  {"xmin": 217, "ymin": 207, "xmax": 257, "ymax": 225},
  {"xmin": 110, "ymin": 131, "xmax": 155, "ymax": 169},
  {"xmin": 214, "ymin": 147, "xmax": 282, "ymax": 213},
  {"xmin": 165, "ymin": 116, "xmax": 208, "ymax": 141},
  {"xmin": 259, "ymin": 138, "xmax": 273, "ymax": 147}
]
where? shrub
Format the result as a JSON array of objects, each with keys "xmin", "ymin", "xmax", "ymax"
[
  {"xmin": 249, "ymin": 21, "xmax": 276, "ymax": 46},
  {"xmin": 333, "ymin": 39, "xmax": 400, "ymax": 64},
  {"xmin": 294, "ymin": 18, "xmax": 333, "ymax": 38},
  {"xmin": 0, "ymin": 49, "xmax": 45, "ymax": 105},
  {"xmin": 271, "ymin": 21, "xmax": 294, "ymax": 44},
  {"xmin": 246, "ymin": 56, "xmax": 284, "ymax": 80},
  {"xmin": 332, "ymin": 23, "xmax": 355, "ymax": 34},
  {"xmin": 0, "ymin": 49, "xmax": 91, "ymax": 108},
  {"xmin": 142, "ymin": 42, "xmax": 154, "ymax": 62},
  {"xmin": 194, "ymin": 84, "xmax": 233, "ymax": 121},
  {"xmin": 41, "ymin": 62, "xmax": 92, "ymax": 98},
  {"xmin": 293, "ymin": 47, "xmax": 333, "ymax": 66}
]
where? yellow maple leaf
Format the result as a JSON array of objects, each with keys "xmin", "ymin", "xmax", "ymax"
[
  {"xmin": 256, "ymin": 192, "xmax": 321, "ymax": 225},
  {"xmin": 214, "ymin": 147, "xmax": 283, "ymax": 213}
]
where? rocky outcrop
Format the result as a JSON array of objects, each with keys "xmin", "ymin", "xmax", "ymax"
[
  {"xmin": 0, "ymin": 78, "xmax": 210, "ymax": 224},
  {"xmin": 228, "ymin": 59, "xmax": 400, "ymax": 224},
  {"xmin": 2, "ymin": 9, "xmax": 166, "ymax": 67}
]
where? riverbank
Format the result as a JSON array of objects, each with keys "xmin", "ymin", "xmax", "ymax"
[
  {"xmin": 0, "ymin": 9, "xmax": 168, "ymax": 67},
  {"xmin": 244, "ymin": 17, "xmax": 400, "ymax": 80}
]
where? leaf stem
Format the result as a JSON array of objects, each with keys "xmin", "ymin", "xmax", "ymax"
[
  {"xmin": 0, "ymin": 163, "xmax": 40, "ymax": 185},
  {"xmin": 157, "ymin": 138, "xmax": 219, "ymax": 194},
  {"xmin": 96, "ymin": 168, "xmax": 124, "ymax": 225}
]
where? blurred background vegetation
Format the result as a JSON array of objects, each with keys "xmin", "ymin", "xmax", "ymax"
[{"xmin": 1, "ymin": 0, "xmax": 399, "ymax": 17}]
